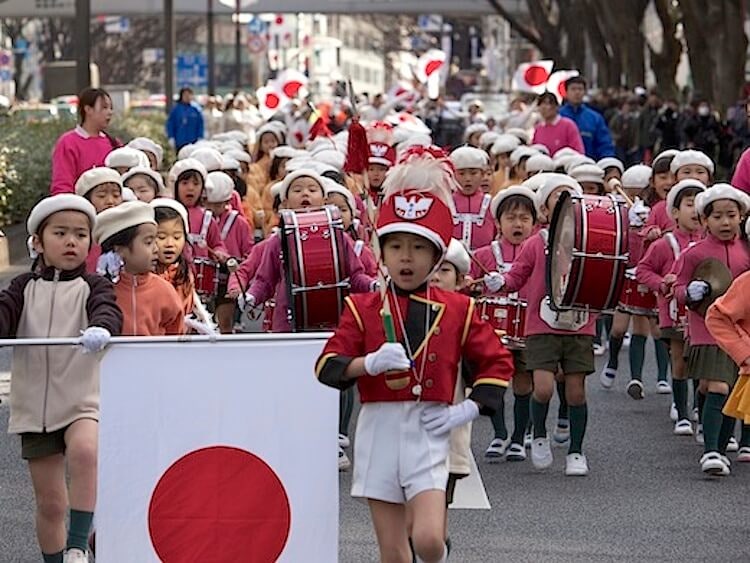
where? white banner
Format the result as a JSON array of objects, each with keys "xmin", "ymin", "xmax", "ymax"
[{"xmin": 97, "ymin": 339, "xmax": 338, "ymax": 562}]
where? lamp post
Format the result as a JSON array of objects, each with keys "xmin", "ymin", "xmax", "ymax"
[{"xmin": 75, "ymin": 0, "xmax": 91, "ymax": 92}]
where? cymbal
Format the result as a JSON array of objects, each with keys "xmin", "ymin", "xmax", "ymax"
[{"xmin": 688, "ymin": 257, "xmax": 733, "ymax": 316}]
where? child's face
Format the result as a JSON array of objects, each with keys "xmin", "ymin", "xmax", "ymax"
[
  {"xmin": 480, "ymin": 168, "xmax": 493, "ymax": 192},
  {"xmin": 496, "ymin": 153, "xmax": 510, "ymax": 170},
  {"xmin": 457, "ymin": 168, "xmax": 483, "ymax": 194},
  {"xmin": 205, "ymin": 200, "xmax": 228, "ymax": 217},
  {"xmin": 541, "ymin": 186, "xmax": 571, "ymax": 223},
  {"xmin": 142, "ymin": 151, "xmax": 158, "ymax": 170},
  {"xmin": 499, "ymin": 204, "xmax": 535, "ymax": 245},
  {"xmin": 676, "ymin": 165, "xmax": 710, "ymax": 185},
  {"xmin": 125, "ymin": 174, "xmax": 157, "ymax": 203},
  {"xmin": 33, "ymin": 210, "xmax": 90, "ymax": 271},
  {"xmin": 177, "ymin": 176, "xmax": 203, "ymax": 208},
  {"xmin": 431, "ymin": 262, "xmax": 460, "ymax": 291},
  {"xmin": 652, "ymin": 171, "xmax": 673, "ymax": 200},
  {"xmin": 155, "ymin": 217, "xmax": 186, "ymax": 264},
  {"xmin": 382, "ymin": 233, "xmax": 439, "ymax": 291},
  {"xmin": 260, "ymin": 133, "xmax": 279, "ymax": 155},
  {"xmin": 118, "ymin": 223, "xmax": 158, "ymax": 274},
  {"xmin": 327, "ymin": 193, "xmax": 353, "ymax": 229},
  {"xmin": 112, "ymin": 166, "xmax": 130, "ymax": 175},
  {"xmin": 367, "ymin": 164, "xmax": 388, "ymax": 189},
  {"xmin": 671, "ymin": 194, "xmax": 701, "ymax": 232},
  {"xmin": 603, "ymin": 167, "xmax": 621, "ymax": 184},
  {"xmin": 581, "ymin": 181, "xmax": 603, "ymax": 195},
  {"xmin": 702, "ymin": 199, "xmax": 742, "ymax": 241},
  {"xmin": 286, "ymin": 177, "xmax": 325, "ymax": 209},
  {"xmin": 467, "ymin": 132, "xmax": 482, "ymax": 147},
  {"xmin": 89, "ymin": 182, "xmax": 122, "ymax": 213}
]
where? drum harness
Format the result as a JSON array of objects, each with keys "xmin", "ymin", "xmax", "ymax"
[
  {"xmin": 219, "ymin": 210, "xmax": 240, "ymax": 241},
  {"xmin": 455, "ymin": 193, "xmax": 491, "ymax": 248}
]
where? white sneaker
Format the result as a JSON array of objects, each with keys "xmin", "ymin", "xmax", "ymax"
[
  {"xmin": 622, "ymin": 333, "xmax": 631, "ymax": 348},
  {"xmin": 593, "ymin": 343, "xmax": 606, "ymax": 356},
  {"xmin": 63, "ymin": 549, "xmax": 89, "ymax": 563},
  {"xmin": 505, "ymin": 442, "xmax": 526, "ymax": 462},
  {"xmin": 564, "ymin": 453, "xmax": 589, "ymax": 476},
  {"xmin": 531, "ymin": 437, "xmax": 553, "ymax": 469},
  {"xmin": 736, "ymin": 446, "xmax": 750, "ymax": 462},
  {"xmin": 656, "ymin": 381, "xmax": 672, "ymax": 394},
  {"xmin": 524, "ymin": 430, "xmax": 533, "ymax": 449},
  {"xmin": 727, "ymin": 437, "xmax": 739, "ymax": 452},
  {"xmin": 484, "ymin": 437, "xmax": 510, "ymax": 463},
  {"xmin": 626, "ymin": 379, "xmax": 644, "ymax": 400},
  {"xmin": 599, "ymin": 367, "xmax": 616, "ymax": 389},
  {"xmin": 669, "ymin": 403, "xmax": 678, "ymax": 422},
  {"xmin": 695, "ymin": 424, "xmax": 704, "ymax": 445},
  {"xmin": 552, "ymin": 419, "xmax": 570, "ymax": 444},
  {"xmin": 692, "ymin": 407, "xmax": 699, "ymax": 422},
  {"xmin": 700, "ymin": 452, "xmax": 728, "ymax": 476},
  {"xmin": 673, "ymin": 419, "xmax": 693, "ymax": 436},
  {"xmin": 338, "ymin": 433, "xmax": 350, "ymax": 448},
  {"xmin": 338, "ymin": 447, "xmax": 351, "ymax": 471}
]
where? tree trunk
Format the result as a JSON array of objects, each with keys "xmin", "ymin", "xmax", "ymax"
[
  {"xmin": 708, "ymin": 0, "xmax": 747, "ymax": 111},
  {"xmin": 648, "ymin": 0, "xmax": 681, "ymax": 99},
  {"xmin": 680, "ymin": 0, "xmax": 713, "ymax": 101}
]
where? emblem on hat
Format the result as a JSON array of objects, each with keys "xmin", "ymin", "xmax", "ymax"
[{"xmin": 394, "ymin": 195, "xmax": 433, "ymax": 220}]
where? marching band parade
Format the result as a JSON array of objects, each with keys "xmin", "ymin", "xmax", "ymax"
[{"xmin": 2, "ymin": 3, "xmax": 750, "ymax": 563}]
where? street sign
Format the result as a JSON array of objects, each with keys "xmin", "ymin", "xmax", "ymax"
[
  {"xmin": 104, "ymin": 16, "xmax": 130, "ymax": 34},
  {"xmin": 417, "ymin": 14, "xmax": 443, "ymax": 32},
  {"xmin": 176, "ymin": 54, "xmax": 208, "ymax": 89},
  {"xmin": 247, "ymin": 16, "xmax": 267, "ymax": 35}
]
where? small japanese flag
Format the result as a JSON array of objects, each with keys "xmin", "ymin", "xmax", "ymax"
[
  {"xmin": 256, "ymin": 83, "xmax": 289, "ymax": 120},
  {"xmin": 275, "ymin": 68, "xmax": 309, "ymax": 99},
  {"xmin": 511, "ymin": 60, "xmax": 554, "ymax": 94},
  {"xmin": 416, "ymin": 49, "xmax": 447, "ymax": 85},
  {"xmin": 546, "ymin": 69, "xmax": 580, "ymax": 103}
]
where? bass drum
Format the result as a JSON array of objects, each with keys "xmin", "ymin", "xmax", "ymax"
[{"xmin": 546, "ymin": 191, "xmax": 629, "ymax": 312}]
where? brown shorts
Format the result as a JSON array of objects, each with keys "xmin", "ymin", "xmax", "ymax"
[
  {"xmin": 525, "ymin": 334, "xmax": 595, "ymax": 375},
  {"xmin": 21, "ymin": 426, "xmax": 68, "ymax": 460},
  {"xmin": 512, "ymin": 349, "xmax": 527, "ymax": 375}
]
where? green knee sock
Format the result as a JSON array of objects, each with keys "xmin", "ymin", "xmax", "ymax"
[
  {"xmin": 741, "ymin": 425, "xmax": 750, "ymax": 448},
  {"xmin": 490, "ymin": 398, "xmax": 508, "ymax": 440},
  {"xmin": 530, "ymin": 398, "xmax": 549, "ymax": 439},
  {"xmin": 66, "ymin": 509, "xmax": 93, "ymax": 552},
  {"xmin": 718, "ymin": 415, "xmax": 737, "ymax": 454},
  {"xmin": 556, "ymin": 380, "xmax": 568, "ymax": 421},
  {"xmin": 568, "ymin": 403, "xmax": 588, "ymax": 454},
  {"xmin": 628, "ymin": 334, "xmax": 647, "ymax": 381},
  {"xmin": 42, "ymin": 552, "xmax": 63, "ymax": 563},
  {"xmin": 703, "ymin": 392, "xmax": 727, "ymax": 453},
  {"xmin": 696, "ymin": 390, "xmax": 706, "ymax": 422},
  {"xmin": 511, "ymin": 393, "xmax": 531, "ymax": 444},
  {"xmin": 607, "ymin": 335, "xmax": 623, "ymax": 370},
  {"xmin": 654, "ymin": 338, "xmax": 670, "ymax": 382},
  {"xmin": 673, "ymin": 379, "xmax": 689, "ymax": 421}
]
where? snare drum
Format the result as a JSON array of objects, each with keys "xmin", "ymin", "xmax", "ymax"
[
  {"xmin": 478, "ymin": 295, "xmax": 527, "ymax": 349},
  {"xmin": 547, "ymin": 192, "xmax": 629, "ymax": 312},
  {"xmin": 280, "ymin": 206, "xmax": 350, "ymax": 331},
  {"xmin": 193, "ymin": 258, "xmax": 220, "ymax": 298},
  {"xmin": 618, "ymin": 270, "xmax": 657, "ymax": 316}
]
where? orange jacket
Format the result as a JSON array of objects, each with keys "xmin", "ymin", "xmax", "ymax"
[{"xmin": 115, "ymin": 272, "xmax": 185, "ymax": 336}]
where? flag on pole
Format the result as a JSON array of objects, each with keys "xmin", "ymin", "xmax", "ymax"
[
  {"xmin": 511, "ymin": 60, "xmax": 554, "ymax": 94},
  {"xmin": 545, "ymin": 69, "xmax": 580, "ymax": 103}
]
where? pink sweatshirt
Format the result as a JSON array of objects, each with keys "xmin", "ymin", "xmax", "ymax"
[
  {"xmin": 216, "ymin": 208, "xmax": 254, "ymax": 260},
  {"xmin": 247, "ymin": 232, "xmax": 375, "ymax": 331},
  {"xmin": 637, "ymin": 228, "xmax": 703, "ymax": 329},
  {"xmin": 452, "ymin": 190, "xmax": 496, "ymax": 251},
  {"xmin": 674, "ymin": 234, "xmax": 750, "ymax": 346},
  {"xmin": 640, "ymin": 200, "xmax": 673, "ymax": 239},
  {"xmin": 186, "ymin": 206, "xmax": 228, "ymax": 260},
  {"xmin": 229, "ymin": 238, "xmax": 269, "ymax": 294},
  {"xmin": 531, "ymin": 116, "xmax": 585, "ymax": 156},
  {"xmin": 501, "ymin": 230, "xmax": 597, "ymax": 336},
  {"xmin": 730, "ymin": 148, "xmax": 750, "ymax": 195},
  {"xmin": 50, "ymin": 127, "xmax": 118, "ymax": 195},
  {"xmin": 348, "ymin": 234, "xmax": 378, "ymax": 277}
]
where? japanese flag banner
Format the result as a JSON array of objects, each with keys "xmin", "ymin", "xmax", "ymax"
[
  {"xmin": 415, "ymin": 49, "xmax": 447, "ymax": 85},
  {"xmin": 96, "ymin": 337, "xmax": 338, "ymax": 562},
  {"xmin": 511, "ymin": 60, "xmax": 554, "ymax": 94},
  {"xmin": 257, "ymin": 83, "xmax": 289, "ymax": 120},
  {"xmin": 546, "ymin": 69, "xmax": 580, "ymax": 103}
]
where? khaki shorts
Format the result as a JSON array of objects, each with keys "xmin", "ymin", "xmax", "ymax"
[
  {"xmin": 525, "ymin": 334, "xmax": 595, "ymax": 375},
  {"xmin": 21, "ymin": 426, "xmax": 68, "ymax": 460}
]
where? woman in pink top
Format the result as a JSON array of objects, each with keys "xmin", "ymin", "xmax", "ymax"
[
  {"xmin": 50, "ymin": 88, "xmax": 120, "ymax": 195},
  {"xmin": 673, "ymin": 184, "xmax": 750, "ymax": 476},
  {"xmin": 532, "ymin": 92, "xmax": 585, "ymax": 157}
]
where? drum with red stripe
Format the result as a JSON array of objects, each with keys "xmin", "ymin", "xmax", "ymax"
[
  {"xmin": 193, "ymin": 258, "xmax": 220, "ymax": 299},
  {"xmin": 477, "ymin": 295, "xmax": 527, "ymax": 349},
  {"xmin": 618, "ymin": 269, "xmax": 657, "ymax": 316},
  {"xmin": 280, "ymin": 206, "xmax": 350, "ymax": 331},
  {"xmin": 547, "ymin": 192, "xmax": 629, "ymax": 312}
]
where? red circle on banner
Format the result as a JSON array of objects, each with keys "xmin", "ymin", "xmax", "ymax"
[
  {"xmin": 524, "ymin": 65, "xmax": 549, "ymax": 86},
  {"xmin": 148, "ymin": 446, "xmax": 291, "ymax": 562},
  {"xmin": 265, "ymin": 92, "xmax": 281, "ymax": 109},
  {"xmin": 557, "ymin": 81, "xmax": 568, "ymax": 100},
  {"xmin": 282, "ymin": 80, "xmax": 304, "ymax": 98},
  {"xmin": 424, "ymin": 60, "xmax": 443, "ymax": 77}
]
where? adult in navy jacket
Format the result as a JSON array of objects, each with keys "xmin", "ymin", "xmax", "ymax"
[
  {"xmin": 559, "ymin": 76, "xmax": 615, "ymax": 160},
  {"xmin": 166, "ymin": 87, "xmax": 205, "ymax": 151}
]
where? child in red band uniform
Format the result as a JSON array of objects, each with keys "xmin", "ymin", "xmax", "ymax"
[{"xmin": 316, "ymin": 148, "xmax": 513, "ymax": 563}]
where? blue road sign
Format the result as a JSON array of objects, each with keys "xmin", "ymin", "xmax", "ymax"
[
  {"xmin": 247, "ymin": 16, "xmax": 267, "ymax": 35},
  {"xmin": 176, "ymin": 53, "xmax": 208, "ymax": 89}
]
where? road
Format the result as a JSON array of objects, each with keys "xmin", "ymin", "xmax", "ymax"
[{"xmin": 0, "ymin": 350, "xmax": 747, "ymax": 562}]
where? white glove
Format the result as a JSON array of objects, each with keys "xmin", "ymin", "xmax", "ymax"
[
  {"xmin": 79, "ymin": 326, "xmax": 111, "ymax": 354},
  {"xmin": 687, "ymin": 280, "xmax": 710, "ymax": 303},
  {"xmin": 364, "ymin": 343, "xmax": 411, "ymax": 376},
  {"xmin": 628, "ymin": 197, "xmax": 650, "ymax": 228},
  {"xmin": 483, "ymin": 272, "xmax": 505, "ymax": 293},
  {"xmin": 238, "ymin": 292, "xmax": 256, "ymax": 312},
  {"xmin": 184, "ymin": 315, "xmax": 218, "ymax": 335},
  {"xmin": 421, "ymin": 400, "xmax": 480, "ymax": 436}
]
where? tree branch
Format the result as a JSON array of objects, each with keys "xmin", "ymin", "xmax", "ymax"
[{"xmin": 486, "ymin": 0, "xmax": 544, "ymax": 50}]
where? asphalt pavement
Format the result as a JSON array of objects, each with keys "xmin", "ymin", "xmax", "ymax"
[{"xmin": 1, "ymin": 347, "xmax": 747, "ymax": 562}]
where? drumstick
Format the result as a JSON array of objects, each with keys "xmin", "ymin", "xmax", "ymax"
[
  {"xmin": 461, "ymin": 241, "xmax": 494, "ymax": 277},
  {"xmin": 608, "ymin": 178, "xmax": 634, "ymax": 207},
  {"xmin": 226, "ymin": 258, "xmax": 247, "ymax": 297}
]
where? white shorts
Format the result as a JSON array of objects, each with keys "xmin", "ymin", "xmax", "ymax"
[{"xmin": 351, "ymin": 401, "xmax": 449, "ymax": 504}]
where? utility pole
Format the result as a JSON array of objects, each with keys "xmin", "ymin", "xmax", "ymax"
[
  {"xmin": 75, "ymin": 0, "xmax": 91, "ymax": 93},
  {"xmin": 234, "ymin": 0, "xmax": 242, "ymax": 90},
  {"xmin": 207, "ymin": 0, "xmax": 215, "ymax": 95},
  {"xmin": 165, "ymin": 0, "xmax": 175, "ymax": 112}
]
